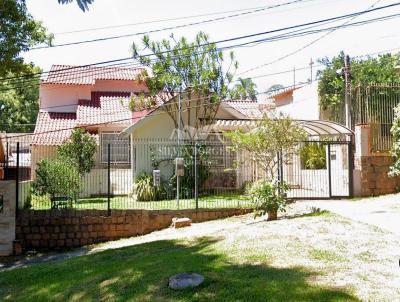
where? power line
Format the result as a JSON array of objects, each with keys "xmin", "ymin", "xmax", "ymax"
[
  {"xmin": 31, "ymin": 0, "xmax": 311, "ymax": 50},
  {"xmin": 3, "ymin": 10, "xmax": 400, "ymax": 95},
  {"xmin": 3, "ymin": 3, "xmax": 400, "ymax": 90},
  {"xmin": 238, "ymin": 0, "xmax": 385, "ymax": 75},
  {"xmin": 55, "ymin": 0, "xmax": 320, "ymax": 35},
  {"xmin": 3, "ymin": 2, "xmax": 400, "ymax": 85}
]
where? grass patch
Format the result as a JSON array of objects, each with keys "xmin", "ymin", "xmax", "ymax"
[
  {"xmin": 30, "ymin": 193, "xmax": 252, "ymax": 211},
  {"xmin": 0, "ymin": 238, "xmax": 359, "ymax": 302},
  {"xmin": 302, "ymin": 207, "xmax": 331, "ymax": 217},
  {"xmin": 309, "ymin": 248, "xmax": 347, "ymax": 263}
]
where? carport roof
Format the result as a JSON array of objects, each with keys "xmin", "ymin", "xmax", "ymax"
[{"xmin": 211, "ymin": 119, "xmax": 353, "ymax": 137}]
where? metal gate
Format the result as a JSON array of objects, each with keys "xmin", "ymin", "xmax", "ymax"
[{"xmin": 282, "ymin": 141, "xmax": 353, "ymax": 199}]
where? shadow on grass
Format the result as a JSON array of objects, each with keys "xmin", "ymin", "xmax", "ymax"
[{"xmin": 0, "ymin": 237, "xmax": 360, "ymax": 302}]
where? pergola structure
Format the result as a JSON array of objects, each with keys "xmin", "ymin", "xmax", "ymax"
[{"xmin": 210, "ymin": 119, "xmax": 354, "ymax": 141}]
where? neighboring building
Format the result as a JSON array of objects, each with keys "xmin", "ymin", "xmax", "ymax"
[{"xmin": 266, "ymin": 82, "xmax": 320, "ymax": 120}]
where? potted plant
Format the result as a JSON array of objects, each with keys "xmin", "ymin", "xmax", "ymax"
[{"xmin": 247, "ymin": 180, "xmax": 289, "ymax": 221}]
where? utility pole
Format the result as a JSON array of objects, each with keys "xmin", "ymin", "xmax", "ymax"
[
  {"xmin": 309, "ymin": 58, "xmax": 314, "ymax": 83},
  {"xmin": 344, "ymin": 55, "xmax": 352, "ymax": 129}
]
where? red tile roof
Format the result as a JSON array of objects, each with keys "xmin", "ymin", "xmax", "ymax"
[
  {"xmin": 32, "ymin": 112, "xmax": 77, "ymax": 145},
  {"xmin": 43, "ymin": 65, "xmax": 146, "ymax": 85},
  {"xmin": 33, "ymin": 91, "xmax": 155, "ymax": 145},
  {"xmin": 225, "ymin": 100, "xmax": 262, "ymax": 118}
]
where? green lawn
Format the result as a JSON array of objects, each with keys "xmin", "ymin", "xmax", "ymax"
[
  {"xmin": 0, "ymin": 237, "xmax": 358, "ymax": 302},
  {"xmin": 30, "ymin": 193, "xmax": 252, "ymax": 210}
]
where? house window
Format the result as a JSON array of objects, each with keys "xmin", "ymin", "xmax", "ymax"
[{"xmin": 101, "ymin": 132, "xmax": 130, "ymax": 163}]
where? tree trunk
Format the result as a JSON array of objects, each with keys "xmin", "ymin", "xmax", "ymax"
[{"xmin": 267, "ymin": 211, "xmax": 278, "ymax": 221}]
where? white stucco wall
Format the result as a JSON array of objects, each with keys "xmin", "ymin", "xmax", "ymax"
[{"xmin": 276, "ymin": 82, "xmax": 319, "ymax": 120}]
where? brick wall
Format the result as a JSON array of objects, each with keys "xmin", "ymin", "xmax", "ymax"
[
  {"xmin": 355, "ymin": 155, "xmax": 400, "ymax": 196},
  {"xmin": 16, "ymin": 208, "xmax": 251, "ymax": 251}
]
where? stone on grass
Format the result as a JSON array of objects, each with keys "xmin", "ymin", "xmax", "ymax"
[
  {"xmin": 168, "ymin": 272, "xmax": 204, "ymax": 290},
  {"xmin": 172, "ymin": 217, "xmax": 192, "ymax": 228}
]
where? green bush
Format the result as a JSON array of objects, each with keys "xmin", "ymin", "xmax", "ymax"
[
  {"xmin": 247, "ymin": 180, "xmax": 289, "ymax": 217},
  {"xmin": 132, "ymin": 173, "xmax": 164, "ymax": 201},
  {"xmin": 58, "ymin": 128, "xmax": 97, "ymax": 175},
  {"xmin": 300, "ymin": 143, "xmax": 326, "ymax": 170},
  {"xmin": 32, "ymin": 158, "xmax": 81, "ymax": 207},
  {"xmin": 150, "ymin": 144, "xmax": 211, "ymax": 199}
]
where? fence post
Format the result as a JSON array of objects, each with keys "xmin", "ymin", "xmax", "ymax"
[
  {"xmin": 327, "ymin": 144, "xmax": 332, "ymax": 198},
  {"xmin": 15, "ymin": 142, "xmax": 19, "ymax": 217},
  {"xmin": 348, "ymin": 141, "xmax": 354, "ymax": 198},
  {"xmin": 194, "ymin": 143, "xmax": 198, "ymax": 210},
  {"xmin": 107, "ymin": 143, "xmax": 111, "ymax": 216}
]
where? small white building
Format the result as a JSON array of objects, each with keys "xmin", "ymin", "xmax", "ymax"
[{"xmin": 266, "ymin": 82, "xmax": 320, "ymax": 120}]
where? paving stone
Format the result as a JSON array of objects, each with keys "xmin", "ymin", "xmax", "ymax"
[{"xmin": 168, "ymin": 273, "xmax": 204, "ymax": 290}]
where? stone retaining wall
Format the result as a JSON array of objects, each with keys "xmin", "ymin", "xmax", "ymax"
[
  {"xmin": 355, "ymin": 155, "xmax": 400, "ymax": 196},
  {"xmin": 16, "ymin": 208, "xmax": 251, "ymax": 250}
]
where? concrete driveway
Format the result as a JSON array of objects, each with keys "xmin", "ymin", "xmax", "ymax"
[{"xmin": 301, "ymin": 194, "xmax": 400, "ymax": 236}]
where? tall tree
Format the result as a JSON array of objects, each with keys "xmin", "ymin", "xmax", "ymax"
[
  {"xmin": 318, "ymin": 51, "xmax": 400, "ymax": 114},
  {"xmin": 230, "ymin": 77, "xmax": 258, "ymax": 101},
  {"xmin": 0, "ymin": 65, "xmax": 41, "ymax": 132},
  {"xmin": 131, "ymin": 32, "xmax": 256, "ymax": 139},
  {"xmin": 0, "ymin": 0, "xmax": 52, "ymax": 77}
]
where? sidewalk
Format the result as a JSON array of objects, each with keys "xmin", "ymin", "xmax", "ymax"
[{"xmin": 301, "ymin": 194, "xmax": 400, "ymax": 236}]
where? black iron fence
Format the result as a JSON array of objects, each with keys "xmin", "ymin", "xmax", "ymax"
[
  {"xmin": 3, "ymin": 136, "xmax": 353, "ymax": 215},
  {"xmin": 322, "ymin": 83, "xmax": 400, "ymax": 152},
  {"xmin": 11, "ymin": 137, "xmax": 257, "ymax": 212},
  {"xmin": 352, "ymin": 83, "xmax": 400, "ymax": 152}
]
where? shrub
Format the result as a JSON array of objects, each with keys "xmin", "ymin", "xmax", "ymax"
[
  {"xmin": 247, "ymin": 180, "xmax": 289, "ymax": 218},
  {"xmin": 58, "ymin": 128, "xmax": 96, "ymax": 175},
  {"xmin": 32, "ymin": 158, "xmax": 81, "ymax": 206},
  {"xmin": 300, "ymin": 142, "xmax": 326, "ymax": 170},
  {"xmin": 132, "ymin": 173, "xmax": 164, "ymax": 201}
]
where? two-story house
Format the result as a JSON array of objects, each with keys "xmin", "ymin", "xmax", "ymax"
[{"xmin": 32, "ymin": 64, "xmax": 262, "ymax": 197}]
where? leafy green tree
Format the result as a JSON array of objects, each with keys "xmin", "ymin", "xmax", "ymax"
[
  {"xmin": 58, "ymin": 128, "xmax": 97, "ymax": 175},
  {"xmin": 132, "ymin": 32, "xmax": 256, "ymax": 139},
  {"xmin": 225, "ymin": 111, "xmax": 307, "ymax": 181},
  {"xmin": 0, "ymin": 65, "xmax": 41, "ymax": 132},
  {"xmin": 58, "ymin": 0, "xmax": 94, "ymax": 11},
  {"xmin": 32, "ymin": 158, "xmax": 81, "ymax": 206},
  {"xmin": 0, "ymin": 0, "xmax": 52, "ymax": 77},
  {"xmin": 230, "ymin": 78, "xmax": 258, "ymax": 100},
  {"xmin": 318, "ymin": 52, "xmax": 400, "ymax": 115}
]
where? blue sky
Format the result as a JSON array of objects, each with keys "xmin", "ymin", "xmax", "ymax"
[{"xmin": 24, "ymin": 0, "xmax": 400, "ymax": 92}]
